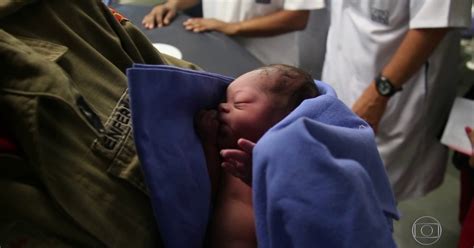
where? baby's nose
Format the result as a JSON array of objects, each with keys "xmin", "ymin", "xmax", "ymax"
[{"xmin": 218, "ymin": 102, "xmax": 229, "ymax": 113}]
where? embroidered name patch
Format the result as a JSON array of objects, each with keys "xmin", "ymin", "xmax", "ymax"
[
  {"xmin": 370, "ymin": 7, "xmax": 389, "ymax": 25},
  {"xmin": 92, "ymin": 89, "xmax": 131, "ymax": 153}
]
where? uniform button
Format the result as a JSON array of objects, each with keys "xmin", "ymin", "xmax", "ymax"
[{"xmin": 77, "ymin": 96, "xmax": 105, "ymax": 134}]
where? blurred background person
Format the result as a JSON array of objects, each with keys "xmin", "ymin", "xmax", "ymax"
[
  {"xmin": 297, "ymin": 5, "xmax": 329, "ymax": 79},
  {"xmin": 453, "ymin": 48, "xmax": 474, "ymax": 246},
  {"xmin": 321, "ymin": 0, "xmax": 472, "ymax": 201},
  {"xmin": 141, "ymin": 0, "xmax": 325, "ymax": 75},
  {"xmin": 457, "ymin": 123, "xmax": 474, "ymax": 248}
]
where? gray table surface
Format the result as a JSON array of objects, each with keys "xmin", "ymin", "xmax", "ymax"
[{"xmin": 114, "ymin": 4, "xmax": 263, "ymax": 77}]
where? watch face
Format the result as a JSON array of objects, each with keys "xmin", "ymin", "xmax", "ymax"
[
  {"xmin": 379, "ymin": 81, "xmax": 391, "ymax": 95},
  {"xmin": 376, "ymin": 76, "xmax": 395, "ymax": 96}
]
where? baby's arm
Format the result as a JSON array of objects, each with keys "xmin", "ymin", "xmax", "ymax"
[
  {"xmin": 221, "ymin": 138, "xmax": 255, "ymax": 186},
  {"xmin": 195, "ymin": 110, "xmax": 221, "ymax": 199}
]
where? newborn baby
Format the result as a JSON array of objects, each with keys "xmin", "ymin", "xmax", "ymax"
[{"xmin": 196, "ymin": 64, "xmax": 319, "ymax": 248}]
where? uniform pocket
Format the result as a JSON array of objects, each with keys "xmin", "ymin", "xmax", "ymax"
[
  {"xmin": 17, "ymin": 36, "xmax": 68, "ymax": 62},
  {"xmin": 90, "ymin": 89, "xmax": 148, "ymax": 194},
  {"xmin": 19, "ymin": 36, "xmax": 150, "ymax": 195}
]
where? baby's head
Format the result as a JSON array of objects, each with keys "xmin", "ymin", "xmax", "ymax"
[{"xmin": 218, "ymin": 64, "xmax": 319, "ymax": 148}]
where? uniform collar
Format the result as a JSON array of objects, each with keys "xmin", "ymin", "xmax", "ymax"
[{"xmin": 0, "ymin": 0, "xmax": 36, "ymax": 19}]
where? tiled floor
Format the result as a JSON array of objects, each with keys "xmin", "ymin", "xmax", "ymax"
[{"xmin": 393, "ymin": 159, "xmax": 461, "ymax": 248}]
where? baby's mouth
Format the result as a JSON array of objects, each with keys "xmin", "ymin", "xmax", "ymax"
[{"xmin": 218, "ymin": 114, "xmax": 229, "ymax": 130}]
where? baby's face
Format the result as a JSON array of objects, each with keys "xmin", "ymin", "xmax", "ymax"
[{"xmin": 217, "ymin": 70, "xmax": 285, "ymax": 148}]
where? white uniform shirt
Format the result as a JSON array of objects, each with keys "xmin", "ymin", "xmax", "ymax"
[
  {"xmin": 203, "ymin": 0, "xmax": 324, "ymax": 66},
  {"xmin": 322, "ymin": 0, "xmax": 471, "ymax": 200}
]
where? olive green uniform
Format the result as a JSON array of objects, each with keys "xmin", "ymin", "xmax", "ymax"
[{"xmin": 0, "ymin": 0, "xmax": 199, "ymax": 247}]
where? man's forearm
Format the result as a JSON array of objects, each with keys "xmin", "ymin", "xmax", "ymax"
[
  {"xmin": 233, "ymin": 10, "xmax": 309, "ymax": 37},
  {"xmin": 166, "ymin": 0, "xmax": 199, "ymax": 10},
  {"xmin": 351, "ymin": 28, "xmax": 450, "ymax": 131},
  {"xmin": 381, "ymin": 28, "xmax": 449, "ymax": 88}
]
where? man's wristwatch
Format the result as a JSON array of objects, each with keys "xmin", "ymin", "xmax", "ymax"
[{"xmin": 374, "ymin": 75, "xmax": 402, "ymax": 97}]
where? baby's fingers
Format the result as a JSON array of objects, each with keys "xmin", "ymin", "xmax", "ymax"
[
  {"xmin": 221, "ymin": 160, "xmax": 250, "ymax": 185},
  {"xmin": 221, "ymin": 149, "xmax": 250, "ymax": 163},
  {"xmin": 237, "ymin": 138, "xmax": 255, "ymax": 154}
]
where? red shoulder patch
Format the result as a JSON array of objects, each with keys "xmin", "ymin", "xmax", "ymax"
[
  {"xmin": 109, "ymin": 7, "xmax": 129, "ymax": 24},
  {"xmin": 0, "ymin": 124, "xmax": 17, "ymax": 154}
]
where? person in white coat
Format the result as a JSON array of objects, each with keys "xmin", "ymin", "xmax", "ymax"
[
  {"xmin": 141, "ymin": 0, "xmax": 324, "ymax": 66},
  {"xmin": 322, "ymin": 0, "xmax": 472, "ymax": 200}
]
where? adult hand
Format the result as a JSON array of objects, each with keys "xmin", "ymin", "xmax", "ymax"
[
  {"xmin": 142, "ymin": 3, "xmax": 178, "ymax": 29},
  {"xmin": 352, "ymin": 82, "xmax": 389, "ymax": 132},
  {"xmin": 195, "ymin": 110, "xmax": 219, "ymax": 145},
  {"xmin": 183, "ymin": 18, "xmax": 239, "ymax": 35},
  {"xmin": 466, "ymin": 126, "xmax": 474, "ymax": 167},
  {"xmin": 220, "ymin": 138, "xmax": 255, "ymax": 186}
]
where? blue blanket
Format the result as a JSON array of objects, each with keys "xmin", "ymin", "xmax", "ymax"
[
  {"xmin": 253, "ymin": 90, "xmax": 399, "ymax": 248},
  {"xmin": 127, "ymin": 64, "xmax": 398, "ymax": 248},
  {"xmin": 128, "ymin": 64, "xmax": 232, "ymax": 248}
]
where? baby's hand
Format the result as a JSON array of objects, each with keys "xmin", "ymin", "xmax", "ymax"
[
  {"xmin": 220, "ymin": 138, "xmax": 255, "ymax": 186},
  {"xmin": 195, "ymin": 110, "xmax": 219, "ymax": 145}
]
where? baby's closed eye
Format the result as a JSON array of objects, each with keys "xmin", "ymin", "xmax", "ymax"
[
  {"xmin": 233, "ymin": 102, "xmax": 250, "ymax": 109},
  {"xmin": 234, "ymin": 102, "xmax": 244, "ymax": 106}
]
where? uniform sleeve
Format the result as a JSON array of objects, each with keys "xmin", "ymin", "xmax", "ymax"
[
  {"xmin": 283, "ymin": 0, "xmax": 324, "ymax": 11},
  {"xmin": 409, "ymin": 0, "xmax": 471, "ymax": 29}
]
